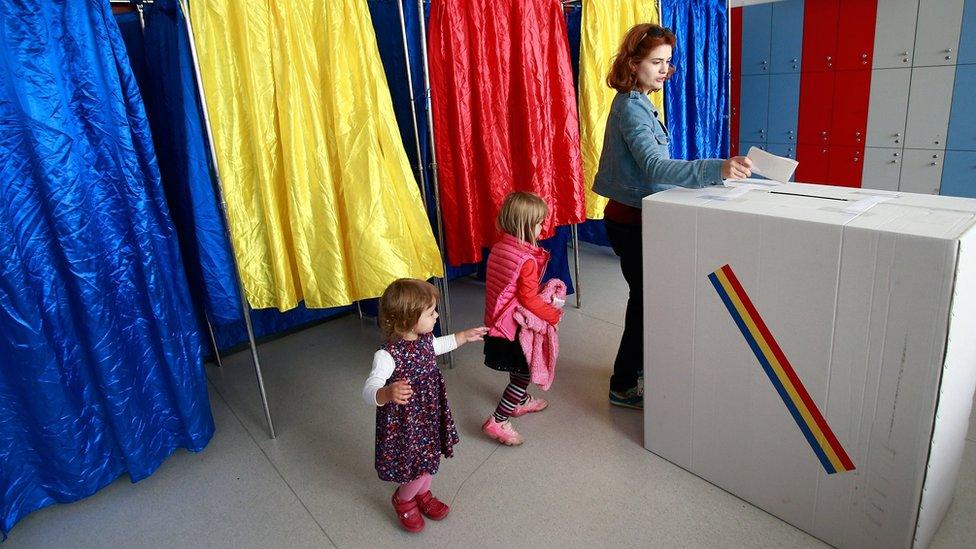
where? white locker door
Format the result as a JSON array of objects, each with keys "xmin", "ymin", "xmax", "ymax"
[
  {"xmin": 865, "ymin": 68, "xmax": 911, "ymax": 148},
  {"xmin": 861, "ymin": 147, "xmax": 903, "ymax": 191},
  {"xmin": 913, "ymin": 0, "xmax": 965, "ymax": 67},
  {"xmin": 899, "ymin": 149, "xmax": 945, "ymax": 194},
  {"xmin": 873, "ymin": 0, "xmax": 919, "ymax": 68},
  {"xmin": 904, "ymin": 66, "xmax": 956, "ymax": 149}
]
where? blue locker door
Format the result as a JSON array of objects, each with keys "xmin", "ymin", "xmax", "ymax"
[
  {"xmin": 956, "ymin": 0, "xmax": 976, "ymax": 64},
  {"xmin": 740, "ymin": 75, "xmax": 770, "ymax": 144},
  {"xmin": 770, "ymin": 0, "xmax": 804, "ymax": 73},
  {"xmin": 741, "ymin": 4, "xmax": 773, "ymax": 75},
  {"xmin": 948, "ymin": 64, "xmax": 976, "ymax": 151},
  {"xmin": 941, "ymin": 150, "xmax": 976, "ymax": 197},
  {"xmin": 767, "ymin": 73, "xmax": 801, "ymax": 144}
]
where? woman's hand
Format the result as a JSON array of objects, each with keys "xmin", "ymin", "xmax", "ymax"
[
  {"xmin": 721, "ymin": 156, "xmax": 753, "ymax": 180},
  {"xmin": 455, "ymin": 327, "xmax": 489, "ymax": 346}
]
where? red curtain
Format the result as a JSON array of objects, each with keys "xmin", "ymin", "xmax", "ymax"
[{"xmin": 429, "ymin": 0, "xmax": 585, "ymax": 266}]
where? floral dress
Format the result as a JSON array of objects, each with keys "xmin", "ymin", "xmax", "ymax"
[{"xmin": 375, "ymin": 333, "xmax": 459, "ymax": 483}]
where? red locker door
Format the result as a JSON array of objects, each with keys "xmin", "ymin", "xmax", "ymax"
[
  {"xmin": 731, "ymin": 7, "xmax": 743, "ymax": 157},
  {"xmin": 836, "ymin": 0, "xmax": 878, "ymax": 70},
  {"xmin": 802, "ymin": 0, "xmax": 841, "ymax": 72},
  {"xmin": 827, "ymin": 145, "xmax": 865, "ymax": 187},
  {"xmin": 796, "ymin": 145, "xmax": 831, "ymax": 183},
  {"xmin": 829, "ymin": 70, "xmax": 872, "ymax": 146},
  {"xmin": 797, "ymin": 71, "xmax": 836, "ymax": 145}
]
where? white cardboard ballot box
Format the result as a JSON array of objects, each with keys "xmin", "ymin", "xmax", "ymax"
[{"xmin": 642, "ymin": 182, "xmax": 976, "ymax": 548}]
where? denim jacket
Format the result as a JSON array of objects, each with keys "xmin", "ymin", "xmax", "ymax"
[{"xmin": 593, "ymin": 91, "xmax": 724, "ymax": 209}]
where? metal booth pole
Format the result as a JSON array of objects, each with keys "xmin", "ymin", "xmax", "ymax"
[
  {"xmin": 178, "ymin": 0, "xmax": 276, "ymax": 439},
  {"xmin": 414, "ymin": 0, "xmax": 456, "ymax": 368}
]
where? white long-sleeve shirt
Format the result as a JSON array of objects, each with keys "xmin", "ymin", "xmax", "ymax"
[{"xmin": 362, "ymin": 335, "xmax": 458, "ymax": 406}]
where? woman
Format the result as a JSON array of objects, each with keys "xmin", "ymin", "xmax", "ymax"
[{"xmin": 593, "ymin": 24, "xmax": 752, "ymax": 409}]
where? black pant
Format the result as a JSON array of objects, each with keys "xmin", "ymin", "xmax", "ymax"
[{"xmin": 605, "ymin": 219, "xmax": 643, "ymax": 392}]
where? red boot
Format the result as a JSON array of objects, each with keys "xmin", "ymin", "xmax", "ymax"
[
  {"xmin": 392, "ymin": 492, "xmax": 425, "ymax": 533},
  {"xmin": 415, "ymin": 490, "xmax": 450, "ymax": 520}
]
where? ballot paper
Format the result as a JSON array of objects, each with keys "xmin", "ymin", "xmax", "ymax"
[{"xmin": 747, "ymin": 146, "xmax": 799, "ymax": 183}]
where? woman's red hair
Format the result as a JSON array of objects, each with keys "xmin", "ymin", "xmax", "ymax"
[{"xmin": 607, "ymin": 24, "xmax": 677, "ymax": 93}]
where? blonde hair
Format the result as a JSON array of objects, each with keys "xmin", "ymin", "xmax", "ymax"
[
  {"xmin": 378, "ymin": 279, "xmax": 439, "ymax": 341},
  {"xmin": 497, "ymin": 191, "xmax": 548, "ymax": 245}
]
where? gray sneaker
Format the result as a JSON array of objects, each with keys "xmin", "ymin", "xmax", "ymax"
[{"xmin": 609, "ymin": 386, "xmax": 643, "ymax": 409}]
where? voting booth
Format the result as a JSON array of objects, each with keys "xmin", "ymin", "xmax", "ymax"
[{"xmin": 642, "ymin": 181, "xmax": 976, "ymax": 548}]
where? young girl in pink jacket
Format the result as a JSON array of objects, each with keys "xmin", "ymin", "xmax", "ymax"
[{"xmin": 481, "ymin": 192, "xmax": 564, "ymax": 445}]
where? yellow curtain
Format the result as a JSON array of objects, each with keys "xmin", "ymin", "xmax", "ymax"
[
  {"xmin": 189, "ymin": 0, "xmax": 442, "ymax": 310},
  {"xmin": 579, "ymin": 0, "xmax": 663, "ymax": 219}
]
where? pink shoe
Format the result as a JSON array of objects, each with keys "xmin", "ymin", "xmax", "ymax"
[
  {"xmin": 510, "ymin": 395, "xmax": 548, "ymax": 417},
  {"xmin": 482, "ymin": 417, "xmax": 524, "ymax": 446}
]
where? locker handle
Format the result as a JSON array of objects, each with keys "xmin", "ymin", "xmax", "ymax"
[{"xmin": 893, "ymin": 152, "xmax": 900, "ymax": 157}]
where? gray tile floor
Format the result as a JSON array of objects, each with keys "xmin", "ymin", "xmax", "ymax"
[{"xmin": 4, "ymin": 244, "xmax": 974, "ymax": 548}]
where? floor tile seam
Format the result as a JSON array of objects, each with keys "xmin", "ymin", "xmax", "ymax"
[
  {"xmin": 206, "ymin": 377, "xmax": 339, "ymax": 548},
  {"xmin": 449, "ymin": 443, "xmax": 503, "ymax": 509}
]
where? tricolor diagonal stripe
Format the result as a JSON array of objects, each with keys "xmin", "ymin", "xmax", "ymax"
[{"xmin": 708, "ymin": 264, "xmax": 855, "ymax": 474}]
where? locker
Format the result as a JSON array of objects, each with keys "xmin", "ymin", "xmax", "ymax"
[
  {"xmin": 797, "ymin": 71, "xmax": 835, "ymax": 145},
  {"xmin": 913, "ymin": 0, "xmax": 965, "ymax": 67},
  {"xmin": 767, "ymin": 73, "xmax": 801, "ymax": 144},
  {"xmin": 860, "ymin": 147, "xmax": 903, "ymax": 191},
  {"xmin": 770, "ymin": 0, "xmax": 804, "ymax": 74},
  {"xmin": 739, "ymin": 75, "xmax": 770, "ymax": 145},
  {"xmin": 959, "ymin": 0, "xmax": 976, "ymax": 65},
  {"xmin": 802, "ymin": 0, "xmax": 840, "ymax": 72},
  {"xmin": 827, "ymin": 145, "xmax": 865, "ymax": 187},
  {"xmin": 741, "ymin": 4, "xmax": 772, "ymax": 75},
  {"xmin": 865, "ymin": 68, "xmax": 911, "ymax": 148},
  {"xmin": 872, "ymin": 0, "xmax": 918, "ymax": 68},
  {"xmin": 899, "ymin": 148, "xmax": 945, "ymax": 194},
  {"xmin": 947, "ymin": 64, "xmax": 976, "ymax": 151},
  {"xmin": 739, "ymin": 141, "xmax": 766, "ymax": 155},
  {"xmin": 765, "ymin": 143, "xmax": 796, "ymax": 160},
  {"xmin": 905, "ymin": 66, "xmax": 956, "ymax": 149},
  {"xmin": 829, "ymin": 70, "xmax": 872, "ymax": 147},
  {"xmin": 940, "ymin": 150, "xmax": 976, "ymax": 198},
  {"xmin": 836, "ymin": 0, "xmax": 879, "ymax": 71},
  {"xmin": 795, "ymin": 145, "xmax": 831, "ymax": 183}
]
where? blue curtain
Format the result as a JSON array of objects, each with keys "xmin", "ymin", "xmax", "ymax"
[
  {"xmin": 0, "ymin": 1, "xmax": 214, "ymax": 537},
  {"xmin": 564, "ymin": 4, "xmax": 612, "ymax": 247},
  {"xmin": 368, "ymin": 0, "xmax": 575, "ymax": 293},
  {"xmin": 122, "ymin": 1, "xmax": 351, "ymax": 351},
  {"xmin": 662, "ymin": 0, "xmax": 730, "ymax": 161}
]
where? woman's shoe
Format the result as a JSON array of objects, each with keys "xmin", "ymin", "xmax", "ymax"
[{"xmin": 609, "ymin": 386, "xmax": 643, "ymax": 410}]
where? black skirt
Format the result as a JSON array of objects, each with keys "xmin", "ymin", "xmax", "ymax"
[{"xmin": 483, "ymin": 333, "xmax": 530, "ymax": 374}]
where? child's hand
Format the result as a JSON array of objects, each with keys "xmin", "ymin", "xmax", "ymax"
[
  {"xmin": 384, "ymin": 380, "xmax": 413, "ymax": 405},
  {"xmin": 552, "ymin": 296, "xmax": 566, "ymax": 309},
  {"xmin": 455, "ymin": 326, "xmax": 489, "ymax": 345}
]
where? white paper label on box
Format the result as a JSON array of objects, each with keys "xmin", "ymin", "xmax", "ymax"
[
  {"xmin": 699, "ymin": 186, "xmax": 753, "ymax": 200},
  {"xmin": 843, "ymin": 195, "xmax": 895, "ymax": 214}
]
